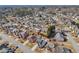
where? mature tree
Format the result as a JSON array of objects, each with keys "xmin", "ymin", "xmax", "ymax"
[{"xmin": 47, "ymin": 25, "xmax": 56, "ymax": 38}]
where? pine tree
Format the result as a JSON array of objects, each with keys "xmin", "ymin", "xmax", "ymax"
[{"xmin": 47, "ymin": 25, "xmax": 56, "ymax": 38}]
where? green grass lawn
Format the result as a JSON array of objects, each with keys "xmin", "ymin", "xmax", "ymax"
[{"xmin": 75, "ymin": 20, "xmax": 79, "ymax": 24}]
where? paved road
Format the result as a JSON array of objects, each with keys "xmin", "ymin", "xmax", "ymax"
[
  {"xmin": 0, "ymin": 32, "xmax": 34, "ymax": 53},
  {"xmin": 66, "ymin": 33, "xmax": 79, "ymax": 53},
  {"xmin": 58, "ymin": 14, "xmax": 79, "ymax": 52}
]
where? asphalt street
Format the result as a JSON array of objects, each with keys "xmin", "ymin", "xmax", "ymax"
[{"xmin": 0, "ymin": 32, "xmax": 34, "ymax": 53}]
